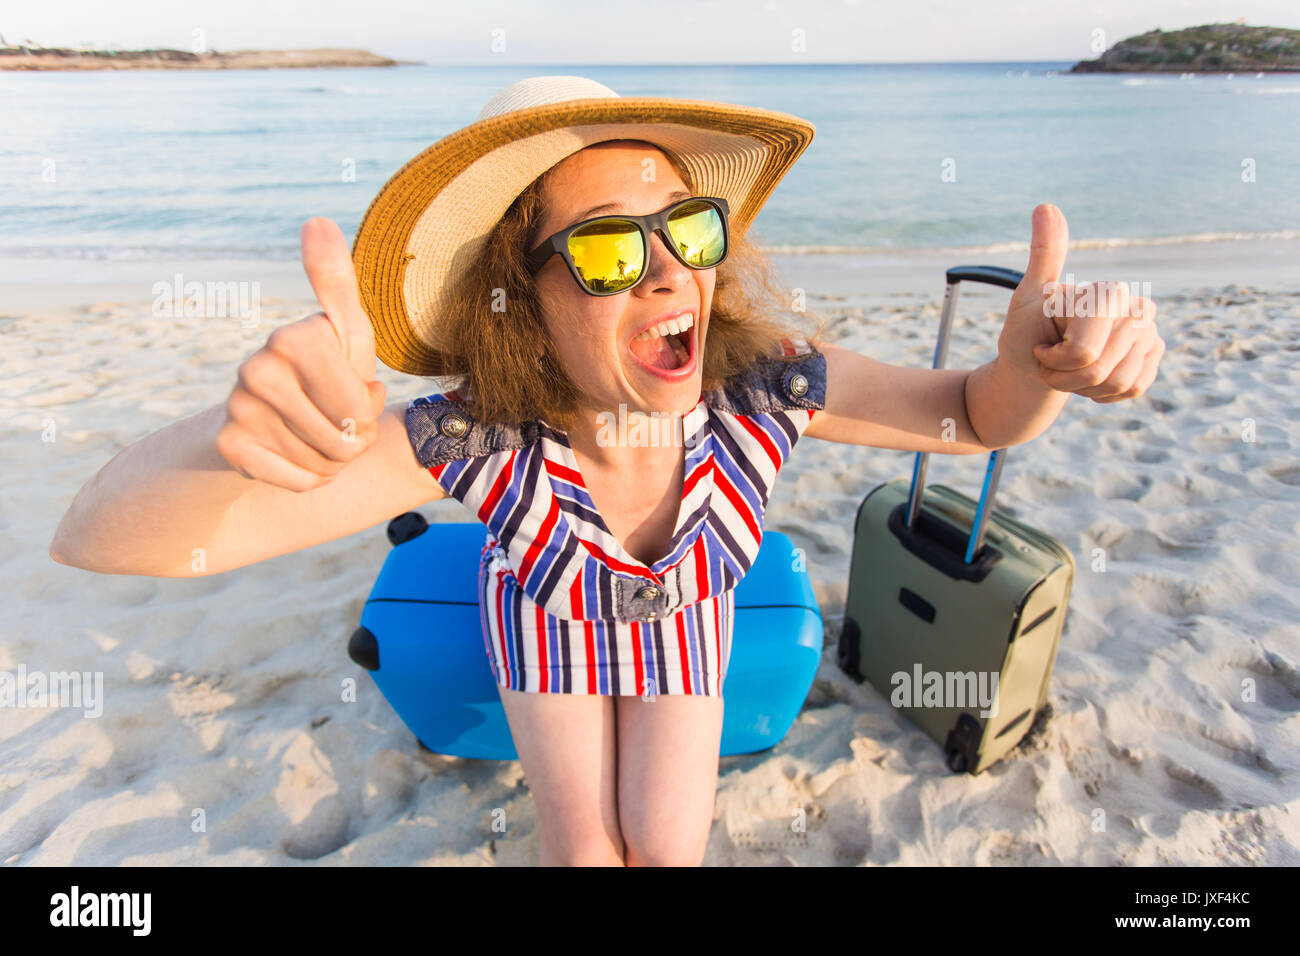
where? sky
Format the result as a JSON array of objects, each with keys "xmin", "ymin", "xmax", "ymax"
[{"xmin": 4, "ymin": 0, "xmax": 1299, "ymax": 64}]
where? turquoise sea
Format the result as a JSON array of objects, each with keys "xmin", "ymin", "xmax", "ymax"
[{"xmin": 1, "ymin": 62, "xmax": 1297, "ymax": 264}]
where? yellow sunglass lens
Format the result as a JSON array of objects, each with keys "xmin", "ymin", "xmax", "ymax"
[
  {"xmin": 666, "ymin": 201, "xmax": 726, "ymax": 268},
  {"xmin": 569, "ymin": 219, "xmax": 645, "ymax": 293}
]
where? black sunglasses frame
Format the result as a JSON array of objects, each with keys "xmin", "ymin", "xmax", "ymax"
[{"xmin": 524, "ymin": 196, "xmax": 731, "ymax": 296}]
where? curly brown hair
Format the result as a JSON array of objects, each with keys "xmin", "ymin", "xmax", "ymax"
[{"xmin": 424, "ymin": 140, "xmax": 830, "ymax": 432}]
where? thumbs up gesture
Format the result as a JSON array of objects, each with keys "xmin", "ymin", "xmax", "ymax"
[
  {"xmin": 216, "ymin": 218, "xmax": 387, "ymax": 491},
  {"xmin": 998, "ymin": 204, "xmax": 1165, "ymax": 403}
]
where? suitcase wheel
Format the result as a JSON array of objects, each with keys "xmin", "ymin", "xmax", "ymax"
[
  {"xmin": 836, "ymin": 616, "xmax": 864, "ymax": 682},
  {"xmin": 944, "ymin": 713, "xmax": 982, "ymax": 775},
  {"xmin": 387, "ymin": 511, "xmax": 429, "ymax": 546},
  {"xmin": 347, "ymin": 626, "xmax": 380, "ymax": 672}
]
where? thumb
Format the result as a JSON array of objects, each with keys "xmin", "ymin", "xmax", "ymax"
[
  {"xmin": 300, "ymin": 216, "xmax": 378, "ymax": 382},
  {"xmin": 1018, "ymin": 203, "xmax": 1069, "ymax": 303},
  {"xmin": 366, "ymin": 379, "xmax": 386, "ymax": 419}
]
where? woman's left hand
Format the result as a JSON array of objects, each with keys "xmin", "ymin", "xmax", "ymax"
[{"xmin": 998, "ymin": 204, "xmax": 1166, "ymax": 404}]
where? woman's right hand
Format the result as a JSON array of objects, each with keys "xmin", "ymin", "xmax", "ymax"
[{"xmin": 216, "ymin": 218, "xmax": 387, "ymax": 492}]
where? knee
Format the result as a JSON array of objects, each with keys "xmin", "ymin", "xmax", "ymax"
[
  {"xmin": 541, "ymin": 830, "xmax": 626, "ymax": 867},
  {"xmin": 621, "ymin": 822, "xmax": 709, "ymax": 867}
]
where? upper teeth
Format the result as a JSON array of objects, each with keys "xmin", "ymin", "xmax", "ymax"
[{"xmin": 633, "ymin": 313, "xmax": 694, "ymax": 342}]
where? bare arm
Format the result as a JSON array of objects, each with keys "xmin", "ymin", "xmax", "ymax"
[
  {"xmin": 804, "ymin": 343, "xmax": 996, "ymax": 454},
  {"xmin": 808, "ymin": 205, "xmax": 1166, "ymax": 452},
  {"xmin": 49, "ymin": 398, "xmax": 446, "ymax": 578},
  {"xmin": 52, "ymin": 217, "xmax": 458, "ymax": 577}
]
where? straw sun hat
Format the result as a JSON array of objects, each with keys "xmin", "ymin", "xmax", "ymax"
[{"xmin": 351, "ymin": 75, "xmax": 816, "ymax": 375}]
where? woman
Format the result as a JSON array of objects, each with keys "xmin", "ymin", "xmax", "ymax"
[{"xmin": 50, "ymin": 76, "xmax": 1164, "ymax": 866}]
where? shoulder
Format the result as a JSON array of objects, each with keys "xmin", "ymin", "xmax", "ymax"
[
  {"xmin": 405, "ymin": 388, "xmax": 542, "ymax": 469},
  {"xmin": 704, "ymin": 335, "xmax": 827, "ymax": 418}
]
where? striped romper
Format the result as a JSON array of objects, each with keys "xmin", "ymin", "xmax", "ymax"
[{"xmin": 403, "ymin": 337, "xmax": 827, "ymax": 698}]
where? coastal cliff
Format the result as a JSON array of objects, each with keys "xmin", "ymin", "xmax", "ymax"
[
  {"xmin": 0, "ymin": 46, "xmax": 400, "ymax": 71},
  {"xmin": 1070, "ymin": 23, "xmax": 1300, "ymax": 73}
]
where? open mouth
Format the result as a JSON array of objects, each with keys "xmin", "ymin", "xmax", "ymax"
[{"xmin": 628, "ymin": 312, "xmax": 696, "ymax": 376}]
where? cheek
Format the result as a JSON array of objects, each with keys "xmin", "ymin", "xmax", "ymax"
[
  {"xmin": 698, "ymin": 275, "xmax": 716, "ymax": 324},
  {"xmin": 539, "ymin": 291, "xmax": 619, "ymax": 366},
  {"xmin": 697, "ymin": 268, "xmax": 716, "ymax": 298}
]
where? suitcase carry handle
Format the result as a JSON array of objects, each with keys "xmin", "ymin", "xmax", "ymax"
[{"xmin": 904, "ymin": 265, "xmax": 1025, "ymax": 563}]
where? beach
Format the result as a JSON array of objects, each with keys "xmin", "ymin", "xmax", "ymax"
[{"xmin": 4, "ymin": 236, "xmax": 1298, "ymax": 866}]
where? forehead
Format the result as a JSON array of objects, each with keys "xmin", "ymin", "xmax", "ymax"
[
  {"xmin": 553, "ymin": 139, "xmax": 675, "ymax": 174},
  {"xmin": 533, "ymin": 144, "xmax": 691, "ymax": 247},
  {"xmin": 542, "ymin": 141, "xmax": 687, "ymax": 203}
]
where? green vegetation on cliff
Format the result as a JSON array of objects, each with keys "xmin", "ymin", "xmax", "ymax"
[
  {"xmin": 0, "ymin": 45, "xmax": 399, "ymax": 71},
  {"xmin": 1071, "ymin": 23, "xmax": 1300, "ymax": 73}
]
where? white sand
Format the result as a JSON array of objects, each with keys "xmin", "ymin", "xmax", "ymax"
[{"xmin": 3, "ymin": 250, "xmax": 1298, "ymax": 865}]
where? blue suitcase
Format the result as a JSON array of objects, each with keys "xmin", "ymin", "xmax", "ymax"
[{"xmin": 348, "ymin": 513, "xmax": 823, "ymax": 758}]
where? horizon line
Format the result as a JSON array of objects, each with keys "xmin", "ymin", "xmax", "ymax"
[
  {"xmin": 393, "ymin": 59, "xmax": 1082, "ymax": 66},
  {"xmin": 0, "ymin": 43, "xmax": 1084, "ymax": 67}
]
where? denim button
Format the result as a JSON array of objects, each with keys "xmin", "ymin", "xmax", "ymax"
[
  {"xmin": 636, "ymin": 585, "xmax": 661, "ymax": 600},
  {"xmin": 439, "ymin": 411, "xmax": 469, "ymax": 439},
  {"xmin": 786, "ymin": 371, "xmax": 809, "ymax": 399}
]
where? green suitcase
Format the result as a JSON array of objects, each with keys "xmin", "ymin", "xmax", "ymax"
[{"xmin": 836, "ymin": 266, "xmax": 1076, "ymax": 775}]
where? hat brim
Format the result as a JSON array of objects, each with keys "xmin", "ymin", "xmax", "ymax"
[{"xmin": 352, "ymin": 97, "xmax": 815, "ymax": 375}]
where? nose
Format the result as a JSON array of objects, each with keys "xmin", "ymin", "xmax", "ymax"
[{"xmin": 640, "ymin": 226, "xmax": 692, "ymax": 289}]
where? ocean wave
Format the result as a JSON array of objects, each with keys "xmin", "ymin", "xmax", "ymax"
[
  {"xmin": 0, "ymin": 244, "xmax": 301, "ymax": 261},
  {"xmin": 761, "ymin": 230, "xmax": 1300, "ymax": 256},
  {"xmin": 295, "ymin": 85, "xmax": 379, "ymax": 95},
  {"xmin": 4, "ymin": 229, "xmax": 1296, "ymax": 264}
]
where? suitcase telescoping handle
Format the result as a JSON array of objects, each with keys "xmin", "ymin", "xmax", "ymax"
[{"xmin": 904, "ymin": 265, "xmax": 1025, "ymax": 564}]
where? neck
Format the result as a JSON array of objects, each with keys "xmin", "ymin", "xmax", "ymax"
[{"xmin": 563, "ymin": 401, "xmax": 694, "ymax": 473}]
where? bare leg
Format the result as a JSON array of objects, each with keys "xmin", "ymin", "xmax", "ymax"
[
  {"xmin": 615, "ymin": 694, "xmax": 725, "ymax": 866},
  {"xmin": 498, "ymin": 687, "xmax": 624, "ymax": 866}
]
